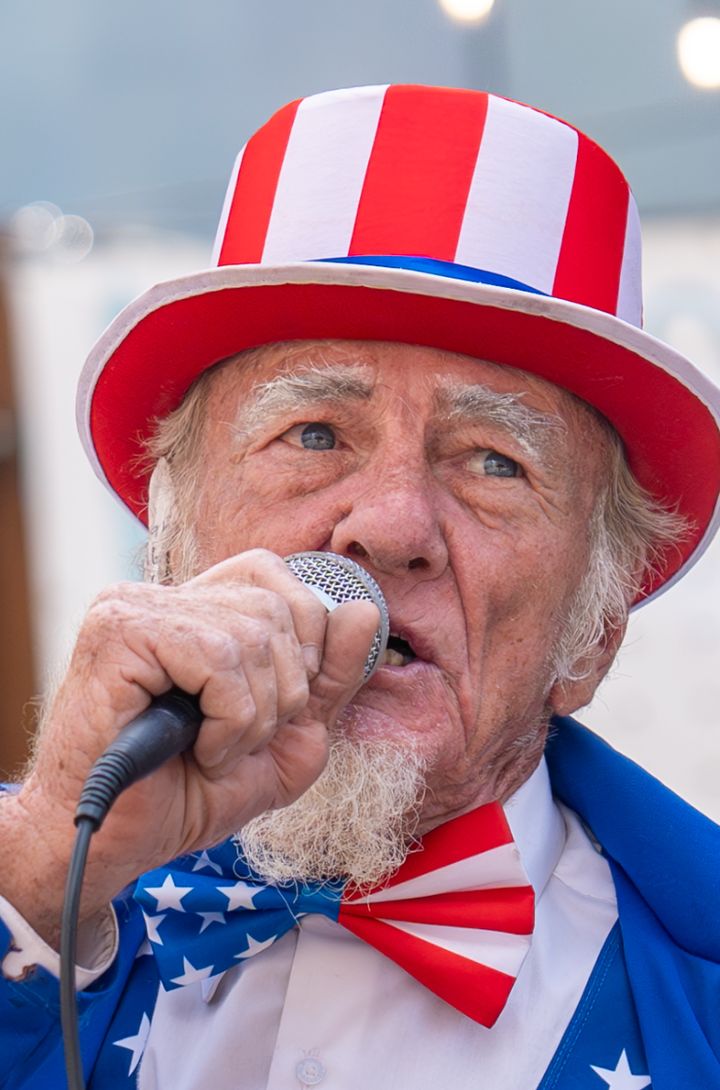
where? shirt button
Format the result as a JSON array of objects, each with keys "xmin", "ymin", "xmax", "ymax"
[{"xmin": 295, "ymin": 1056, "xmax": 326, "ymax": 1086}]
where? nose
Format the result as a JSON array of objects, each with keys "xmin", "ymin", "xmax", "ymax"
[{"xmin": 329, "ymin": 471, "xmax": 449, "ymax": 579}]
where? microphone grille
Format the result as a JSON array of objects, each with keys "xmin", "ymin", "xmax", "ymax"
[{"xmin": 285, "ymin": 552, "xmax": 389, "ymax": 679}]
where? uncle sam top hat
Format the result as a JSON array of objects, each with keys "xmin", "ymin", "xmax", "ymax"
[{"xmin": 77, "ymin": 84, "xmax": 720, "ymax": 605}]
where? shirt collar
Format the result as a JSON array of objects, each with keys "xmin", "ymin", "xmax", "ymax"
[{"xmin": 503, "ymin": 756, "xmax": 566, "ymax": 899}]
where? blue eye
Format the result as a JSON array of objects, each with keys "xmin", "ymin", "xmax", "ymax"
[
  {"xmin": 468, "ymin": 450, "xmax": 522, "ymax": 477},
  {"xmin": 299, "ymin": 423, "xmax": 336, "ymax": 450}
]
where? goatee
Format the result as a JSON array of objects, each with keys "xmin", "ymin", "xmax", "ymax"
[{"xmin": 236, "ymin": 711, "xmax": 427, "ymax": 889}]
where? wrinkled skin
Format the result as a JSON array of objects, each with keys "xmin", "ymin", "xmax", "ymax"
[
  {"xmin": 0, "ymin": 340, "xmax": 622, "ymax": 945},
  {"xmin": 192, "ymin": 341, "xmax": 620, "ymax": 826}
]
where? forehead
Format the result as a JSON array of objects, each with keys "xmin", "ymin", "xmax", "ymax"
[{"xmin": 206, "ymin": 339, "xmax": 594, "ymax": 426}]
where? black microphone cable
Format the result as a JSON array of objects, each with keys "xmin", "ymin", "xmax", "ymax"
[{"xmin": 61, "ymin": 688, "xmax": 202, "ymax": 1090}]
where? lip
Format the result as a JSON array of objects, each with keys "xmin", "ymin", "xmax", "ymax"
[
  {"xmin": 367, "ymin": 656, "xmax": 440, "ymax": 689},
  {"xmin": 386, "ymin": 619, "xmax": 438, "ymax": 666}
]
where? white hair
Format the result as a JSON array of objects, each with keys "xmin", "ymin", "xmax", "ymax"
[{"xmin": 551, "ymin": 419, "xmax": 689, "ymax": 680}]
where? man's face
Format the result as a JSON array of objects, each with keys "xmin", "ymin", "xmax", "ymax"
[{"xmin": 188, "ymin": 340, "xmax": 611, "ymax": 825}]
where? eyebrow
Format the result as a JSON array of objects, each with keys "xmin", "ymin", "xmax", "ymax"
[
  {"xmin": 233, "ymin": 363, "xmax": 374, "ymax": 438},
  {"xmin": 436, "ymin": 381, "xmax": 567, "ymax": 461}
]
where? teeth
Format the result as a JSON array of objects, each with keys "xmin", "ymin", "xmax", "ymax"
[{"xmin": 382, "ymin": 648, "xmax": 412, "ymax": 667}]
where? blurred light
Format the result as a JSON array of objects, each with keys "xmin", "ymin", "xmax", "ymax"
[
  {"xmin": 438, "ymin": 0, "xmax": 495, "ymax": 24},
  {"xmin": 53, "ymin": 214, "xmax": 94, "ymax": 263},
  {"xmin": 10, "ymin": 201, "xmax": 63, "ymax": 252},
  {"xmin": 677, "ymin": 16, "xmax": 720, "ymax": 89},
  {"xmin": 9, "ymin": 203, "xmax": 94, "ymax": 262}
]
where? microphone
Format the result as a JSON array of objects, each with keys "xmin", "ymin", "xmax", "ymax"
[{"xmin": 73, "ymin": 552, "xmax": 389, "ymax": 830}]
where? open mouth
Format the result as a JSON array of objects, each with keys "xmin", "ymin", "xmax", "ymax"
[{"xmin": 380, "ymin": 634, "xmax": 418, "ymax": 668}]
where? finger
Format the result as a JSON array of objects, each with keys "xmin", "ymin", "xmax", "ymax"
[
  {"xmin": 191, "ymin": 550, "xmax": 329, "ymax": 677},
  {"xmin": 191, "ymin": 618, "xmax": 279, "ymax": 766},
  {"xmin": 195, "ymin": 623, "xmax": 313, "ymax": 775},
  {"xmin": 302, "ymin": 600, "xmax": 381, "ymax": 728}
]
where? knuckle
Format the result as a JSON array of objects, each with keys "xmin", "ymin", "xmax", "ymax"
[
  {"xmin": 258, "ymin": 591, "xmax": 293, "ymax": 630},
  {"xmin": 297, "ymin": 589, "xmax": 328, "ymax": 625},
  {"xmin": 192, "ymin": 627, "xmax": 242, "ymax": 671},
  {"xmin": 232, "ymin": 691, "xmax": 258, "ymax": 726},
  {"xmin": 236, "ymin": 617, "xmax": 273, "ymax": 657},
  {"xmin": 281, "ymin": 677, "xmax": 310, "ymax": 714},
  {"xmin": 83, "ymin": 586, "xmax": 149, "ymax": 637},
  {"xmin": 243, "ymin": 547, "xmax": 285, "ymax": 574}
]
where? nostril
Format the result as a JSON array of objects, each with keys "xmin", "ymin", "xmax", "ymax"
[
  {"xmin": 348, "ymin": 541, "xmax": 369, "ymax": 559},
  {"xmin": 408, "ymin": 557, "xmax": 429, "ymax": 570}
]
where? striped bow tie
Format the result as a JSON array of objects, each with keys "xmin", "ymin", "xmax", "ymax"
[{"xmin": 134, "ymin": 802, "xmax": 534, "ymax": 1027}]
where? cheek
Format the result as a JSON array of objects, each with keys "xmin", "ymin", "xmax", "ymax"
[
  {"xmin": 450, "ymin": 519, "xmax": 590, "ymax": 682},
  {"xmin": 193, "ymin": 461, "xmax": 348, "ymax": 564}
]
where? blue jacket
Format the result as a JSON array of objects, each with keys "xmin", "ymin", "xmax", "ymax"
[
  {"xmin": 546, "ymin": 716, "xmax": 720, "ymax": 1088},
  {"xmin": 2, "ymin": 717, "xmax": 719, "ymax": 1088}
]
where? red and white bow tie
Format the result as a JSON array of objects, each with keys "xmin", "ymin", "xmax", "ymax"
[
  {"xmin": 136, "ymin": 801, "xmax": 534, "ymax": 1027},
  {"xmin": 338, "ymin": 801, "xmax": 535, "ymax": 1025}
]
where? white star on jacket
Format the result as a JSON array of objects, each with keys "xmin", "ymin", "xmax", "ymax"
[
  {"xmin": 114, "ymin": 1012, "xmax": 151, "ymax": 1076},
  {"xmin": 590, "ymin": 1049, "xmax": 652, "ymax": 1089}
]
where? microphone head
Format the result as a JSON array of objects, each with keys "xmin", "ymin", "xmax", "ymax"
[{"xmin": 284, "ymin": 552, "xmax": 389, "ymax": 679}]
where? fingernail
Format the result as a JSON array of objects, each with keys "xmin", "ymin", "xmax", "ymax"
[{"xmin": 302, "ymin": 645, "xmax": 321, "ymax": 676}]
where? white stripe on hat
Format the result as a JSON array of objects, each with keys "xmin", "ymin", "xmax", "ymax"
[
  {"xmin": 211, "ymin": 145, "xmax": 246, "ymax": 265},
  {"xmin": 616, "ymin": 194, "xmax": 642, "ymax": 325},
  {"xmin": 455, "ymin": 95, "xmax": 578, "ymax": 293},
  {"xmin": 345, "ymin": 843, "xmax": 528, "ymax": 905},
  {"xmin": 383, "ymin": 920, "xmax": 531, "ymax": 974},
  {"xmin": 261, "ymin": 85, "xmax": 388, "ymax": 264}
]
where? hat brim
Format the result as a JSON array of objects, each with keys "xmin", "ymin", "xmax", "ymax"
[{"xmin": 77, "ymin": 261, "xmax": 720, "ymax": 606}]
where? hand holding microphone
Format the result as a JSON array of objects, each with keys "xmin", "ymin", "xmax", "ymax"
[{"xmin": 76, "ymin": 552, "xmax": 389, "ymax": 829}]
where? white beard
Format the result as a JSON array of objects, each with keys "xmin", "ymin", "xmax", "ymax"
[{"xmin": 236, "ymin": 713, "xmax": 427, "ymax": 889}]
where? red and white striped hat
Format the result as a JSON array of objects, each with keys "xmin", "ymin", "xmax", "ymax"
[{"xmin": 78, "ymin": 84, "xmax": 720, "ymax": 604}]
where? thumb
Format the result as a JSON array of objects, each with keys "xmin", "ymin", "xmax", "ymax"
[{"xmin": 302, "ymin": 600, "xmax": 381, "ymax": 728}]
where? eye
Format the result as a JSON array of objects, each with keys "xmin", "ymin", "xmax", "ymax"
[
  {"xmin": 467, "ymin": 449, "xmax": 523, "ymax": 478},
  {"xmin": 281, "ymin": 422, "xmax": 337, "ymax": 450}
]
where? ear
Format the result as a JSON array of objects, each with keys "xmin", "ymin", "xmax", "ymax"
[{"xmin": 548, "ymin": 619, "xmax": 627, "ymax": 717}]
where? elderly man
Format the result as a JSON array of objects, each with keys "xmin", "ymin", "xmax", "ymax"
[{"xmin": 1, "ymin": 85, "xmax": 719, "ymax": 1090}]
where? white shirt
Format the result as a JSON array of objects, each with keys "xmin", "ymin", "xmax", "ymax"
[{"xmin": 1, "ymin": 760, "xmax": 618, "ymax": 1089}]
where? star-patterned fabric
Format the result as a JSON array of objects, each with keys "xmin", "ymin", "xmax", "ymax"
[{"xmin": 591, "ymin": 1049, "xmax": 652, "ymax": 1089}]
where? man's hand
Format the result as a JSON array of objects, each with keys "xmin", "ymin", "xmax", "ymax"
[{"xmin": 1, "ymin": 550, "xmax": 379, "ymax": 946}]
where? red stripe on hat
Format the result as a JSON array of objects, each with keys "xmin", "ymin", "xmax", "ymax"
[
  {"xmin": 340, "ymin": 915, "xmax": 515, "ymax": 1026},
  {"xmin": 340, "ymin": 885, "xmax": 535, "ymax": 933},
  {"xmin": 218, "ymin": 99, "xmax": 301, "ymax": 266},
  {"xmin": 348, "ymin": 85, "xmax": 488, "ymax": 261},
  {"xmin": 552, "ymin": 133, "xmax": 630, "ymax": 315}
]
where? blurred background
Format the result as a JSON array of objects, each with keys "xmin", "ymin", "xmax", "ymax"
[{"xmin": 1, "ymin": 0, "xmax": 718, "ymax": 815}]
